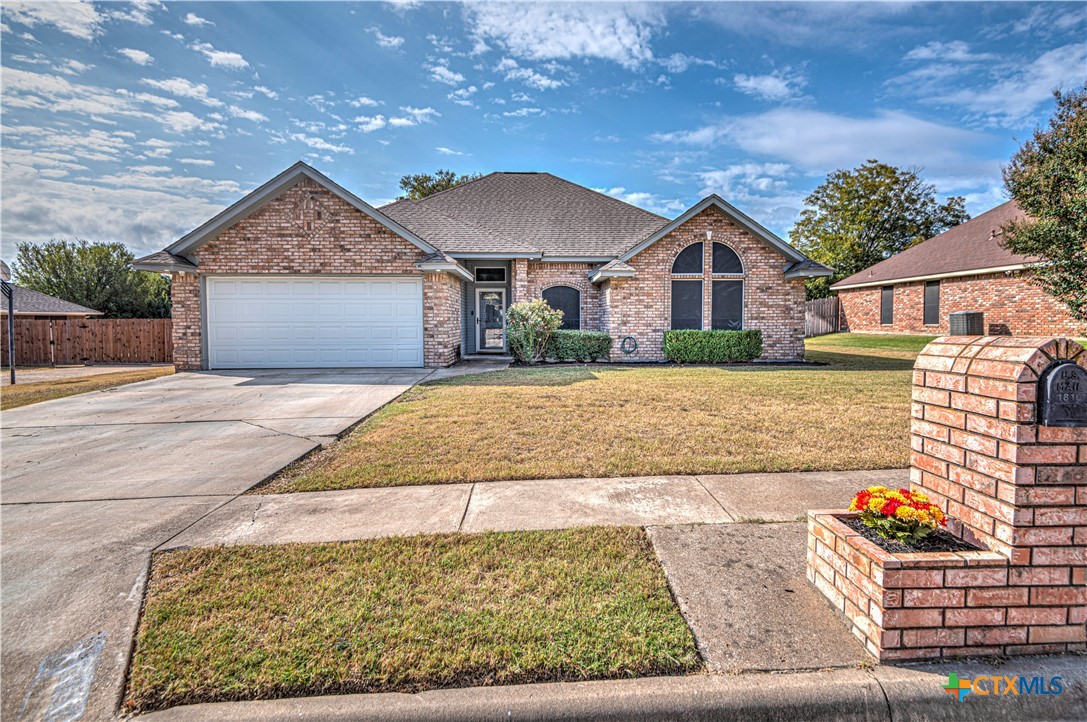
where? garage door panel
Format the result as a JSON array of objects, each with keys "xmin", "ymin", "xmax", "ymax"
[{"xmin": 207, "ymin": 276, "xmax": 424, "ymax": 369}]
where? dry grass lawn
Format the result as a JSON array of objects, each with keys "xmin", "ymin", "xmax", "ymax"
[
  {"xmin": 0, "ymin": 366, "xmax": 175, "ymax": 410},
  {"xmin": 262, "ymin": 334, "xmax": 929, "ymax": 493},
  {"xmin": 126, "ymin": 527, "xmax": 700, "ymax": 712}
]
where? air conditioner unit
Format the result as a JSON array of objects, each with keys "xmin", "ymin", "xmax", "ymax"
[{"xmin": 949, "ymin": 311, "xmax": 984, "ymax": 336}]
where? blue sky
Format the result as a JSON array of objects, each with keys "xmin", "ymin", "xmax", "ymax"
[{"xmin": 2, "ymin": 1, "xmax": 1084, "ymax": 258}]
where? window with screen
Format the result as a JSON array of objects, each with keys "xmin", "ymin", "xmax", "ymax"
[
  {"xmin": 712, "ymin": 243, "xmax": 743, "ymax": 275},
  {"xmin": 475, "ymin": 267, "xmax": 506, "ymax": 283},
  {"xmin": 924, "ymin": 281, "xmax": 940, "ymax": 325},
  {"xmin": 542, "ymin": 286, "xmax": 581, "ymax": 330},
  {"xmin": 711, "ymin": 280, "xmax": 743, "ymax": 330},
  {"xmin": 671, "ymin": 243, "xmax": 703, "ymax": 274},
  {"xmin": 671, "ymin": 280, "xmax": 703, "ymax": 329},
  {"xmin": 881, "ymin": 286, "xmax": 894, "ymax": 325}
]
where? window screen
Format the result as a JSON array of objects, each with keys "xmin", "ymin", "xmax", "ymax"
[
  {"xmin": 671, "ymin": 280, "xmax": 703, "ymax": 329},
  {"xmin": 671, "ymin": 243, "xmax": 703, "ymax": 274},
  {"xmin": 880, "ymin": 286, "xmax": 894, "ymax": 325},
  {"xmin": 475, "ymin": 267, "xmax": 506, "ymax": 283},
  {"xmin": 542, "ymin": 286, "xmax": 581, "ymax": 330},
  {"xmin": 712, "ymin": 243, "xmax": 743, "ymax": 274},
  {"xmin": 923, "ymin": 281, "xmax": 940, "ymax": 325},
  {"xmin": 711, "ymin": 280, "xmax": 743, "ymax": 330}
]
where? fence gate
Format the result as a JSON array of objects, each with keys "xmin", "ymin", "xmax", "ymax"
[{"xmin": 804, "ymin": 296, "xmax": 840, "ymax": 338}]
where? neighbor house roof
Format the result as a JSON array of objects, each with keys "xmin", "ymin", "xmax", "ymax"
[
  {"xmin": 832, "ymin": 201, "xmax": 1033, "ymax": 290},
  {"xmin": 0, "ymin": 286, "xmax": 101, "ymax": 316},
  {"xmin": 381, "ymin": 172, "xmax": 668, "ymax": 258}
]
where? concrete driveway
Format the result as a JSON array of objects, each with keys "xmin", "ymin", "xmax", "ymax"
[{"xmin": 1, "ymin": 368, "xmax": 428, "ymax": 721}]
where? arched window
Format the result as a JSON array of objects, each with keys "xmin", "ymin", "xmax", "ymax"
[
  {"xmin": 542, "ymin": 286, "xmax": 581, "ymax": 330},
  {"xmin": 671, "ymin": 242, "xmax": 703, "ymax": 274},
  {"xmin": 712, "ymin": 242, "xmax": 743, "ymax": 274},
  {"xmin": 711, "ymin": 242, "xmax": 743, "ymax": 330}
]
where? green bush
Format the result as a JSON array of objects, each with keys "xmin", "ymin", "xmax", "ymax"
[
  {"xmin": 547, "ymin": 331, "xmax": 613, "ymax": 362},
  {"xmin": 506, "ymin": 299, "xmax": 563, "ymax": 364},
  {"xmin": 663, "ymin": 330, "xmax": 763, "ymax": 363}
]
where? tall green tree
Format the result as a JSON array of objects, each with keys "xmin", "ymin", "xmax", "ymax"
[
  {"xmin": 1001, "ymin": 85, "xmax": 1087, "ymax": 323},
  {"xmin": 791, "ymin": 161, "xmax": 970, "ymax": 298},
  {"xmin": 397, "ymin": 169, "xmax": 483, "ymax": 200},
  {"xmin": 13, "ymin": 240, "xmax": 171, "ymax": 318}
]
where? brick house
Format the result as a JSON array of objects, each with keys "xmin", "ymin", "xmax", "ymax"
[
  {"xmin": 833, "ymin": 201, "xmax": 1082, "ymax": 337},
  {"xmin": 134, "ymin": 162, "xmax": 830, "ymax": 370}
]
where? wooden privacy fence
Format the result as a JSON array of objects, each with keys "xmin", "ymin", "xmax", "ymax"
[
  {"xmin": 1, "ymin": 318, "xmax": 172, "ymax": 366},
  {"xmin": 804, "ymin": 296, "xmax": 840, "ymax": 338}
]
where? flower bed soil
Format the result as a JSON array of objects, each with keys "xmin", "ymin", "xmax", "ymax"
[{"xmin": 840, "ymin": 516, "xmax": 981, "ymax": 554}]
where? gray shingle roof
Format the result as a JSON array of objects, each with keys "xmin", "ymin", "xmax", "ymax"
[
  {"xmin": 381, "ymin": 199, "xmax": 537, "ymax": 254},
  {"xmin": 133, "ymin": 250, "xmax": 197, "ymax": 269},
  {"xmin": 380, "ymin": 172, "xmax": 668, "ymax": 257},
  {"xmin": 1, "ymin": 286, "xmax": 101, "ymax": 316},
  {"xmin": 832, "ymin": 201, "xmax": 1032, "ymax": 288}
]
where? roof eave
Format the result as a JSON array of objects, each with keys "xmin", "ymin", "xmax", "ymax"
[
  {"xmin": 785, "ymin": 267, "xmax": 834, "ymax": 279},
  {"xmin": 618, "ymin": 195, "xmax": 807, "ymax": 265},
  {"xmin": 131, "ymin": 262, "xmax": 196, "ymax": 273},
  {"xmin": 589, "ymin": 270, "xmax": 637, "ymax": 284},
  {"xmin": 167, "ymin": 162, "xmax": 438, "ymax": 258},
  {"xmin": 831, "ymin": 263, "xmax": 1030, "ymax": 290},
  {"xmin": 416, "ymin": 261, "xmax": 473, "ymax": 282}
]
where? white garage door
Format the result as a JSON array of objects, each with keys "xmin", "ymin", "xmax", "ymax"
[{"xmin": 206, "ymin": 276, "xmax": 424, "ymax": 369}]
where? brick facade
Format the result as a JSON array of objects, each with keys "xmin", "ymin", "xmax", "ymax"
[
  {"xmin": 838, "ymin": 272, "xmax": 1083, "ymax": 337},
  {"xmin": 601, "ymin": 206, "xmax": 806, "ymax": 361},
  {"xmin": 808, "ymin": 336, "xmax": 1086, "ymax": 661},
  {"xmin": 523, "ymin": 262, "xmax": 603, "ymax": 331},
  {"xmin": 423, "ymin": 272, "xmax": 463, "ymax": 367},
  {"xmin": 169, "ymin": 177, "xmax": 463, "ymax": 369}
]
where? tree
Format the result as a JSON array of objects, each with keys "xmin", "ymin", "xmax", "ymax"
[
  {"xmin": 397, "ymin": 169, "xmax": 483, "ymax": 200},
  {"xmin": 1001, "ymin": 85, "xmax": 1087, "ymax": 323},
  {"xmin": 790, "ymin": 161, "xmax": 970, "ymax": 298},
  {"xmin": 13, "ymin": 240, "xmax": 171, "ymax": 318}
]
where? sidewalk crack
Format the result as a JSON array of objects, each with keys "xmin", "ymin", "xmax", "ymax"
[
  {"xmin": 694, "ymin": 476, "xmax": 735, "ymax": 522},
  {"xmin": 869, "ymin": 667, "xmax": 894, "ymax": 722},
  {"xmin": 457, "ymin": 484, "xmax": 475, "ymax": 532}
]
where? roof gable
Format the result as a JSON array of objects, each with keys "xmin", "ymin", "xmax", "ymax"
[
  {"xmin": 2, "ymin": 286, "xmax": 101, "ymax": 316},
  {"xmin": 166, "ymin": 162, "xmax": 437, "ymax": 259},
  {"xmin": 618, "ymin": 195, "xmax": 809, "ymax": 265},
  {"xmin": 831, "ymin": 201, "xmax": 1030, "ymax": 289}
]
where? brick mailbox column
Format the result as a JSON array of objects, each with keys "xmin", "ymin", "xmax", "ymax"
[{"xmin": 808, "ymin": 336, "xmax": 1086, "ymax": 660}]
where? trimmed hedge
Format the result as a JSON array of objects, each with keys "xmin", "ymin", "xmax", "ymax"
[
  {"xmin": 663, "ymin": 330, "xmax": 763, "ymax": 363},
  {"xmin": 547, "ymin": 331, "xmax": 613, "ymax": 362}
]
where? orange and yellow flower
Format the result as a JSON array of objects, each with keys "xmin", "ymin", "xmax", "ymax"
[{"xmin": 849, "ymin": 485, "xmax": 947, "ymax": 543}]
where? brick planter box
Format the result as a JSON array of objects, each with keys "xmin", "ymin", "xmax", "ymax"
[{"xmin": 807, "ymin": 335, "xmax": 1087, "ymax": 662}]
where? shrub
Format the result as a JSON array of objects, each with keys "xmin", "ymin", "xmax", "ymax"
[
  {"xmin": 849, "ymin": 486, "xmax": 947, "ymax": 544},
  {"xmin": 547, "ymin": 331, "xmax": 613, "ymax": 362},
  {"xmin": 506, "ymin": 299, "xmax": 562, "ymax": 365},
  {"xmin": 662, "ymin": 330, "xmax": 763, "ymax": 363}
]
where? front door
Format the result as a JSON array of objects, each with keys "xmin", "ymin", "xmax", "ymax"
[{"xmin": 477, "ymin": 289, "xmax": 506, "ymax": 351}]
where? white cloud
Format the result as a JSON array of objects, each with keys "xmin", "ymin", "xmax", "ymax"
[
  {"xmin": 893, "ymin": 43, "xmax": 1086, "ymax": 127},
  {"xmin": 253, "ymin": 85, "xmax": 278, "ymax": 99},
  {"xmin": 353, "ymin": 114, "xmax": 387, "ymax": 132},
  {"xmin": 228, "ymin": 105, "xmax": 267, "ymax": 122},
  {"xmin": 55, "ymin": 59, "xmax": 91, "ymax": 76},
  {"xmin": 903, "ymin": 41, "xmax": 996, "ymax": 63},
  {"xmin": 698, "ymin": 163, "xmax": 793, "ymax": 196},
  {"xmin": 190, "ymin": 42, "xmax": 249, "ymax": 69},
  {"xmin": 179, "ymin": 158, "xmax": 214, "ymax": 166},
  {"xmin": 429, "ymin": 64, "xmax": 465, "ymax": 86},
  {"xmin": 653, "ymin": 108, "xmax": 994, "ymax": 181},
  {"xmin": 495, "ymin": 58, "xmax": 564, "ymax": 91},
  {"xmin": 289, "ymin": 134, "xmax": 354, "ymax": 154},
  {"xmin": 368, "ymin": 26, "xmax": 404, "ymax": 49},
  {"xmin": 467, "ymin": 4, "xmax": 664, "ymax": 69},
  {"xmin": 349, "ymin": 96, "xmax": 380, "ymax": 107},
  {"xmin": 118, "ymin": 48, "xmax": 153, "ymax": 65},
  {"xmin": 140, "ymin": 77, "xmax": 221, "ymax": 107},
  {"xmin": 388, "ymin": 106, "xmax": 440, "ymax": 127},
  {"xmin": 596, "ymin": 186, "xmax": 686, "ymax": 216},
  {"xmin": 105, "ymin": 0, "xmax": 160, "ymax": 27},
  {"xmin": 184, "ymin": 12, "xmax": 213, "ymax": 27},
  {"xmin": 436, "ymin": 146, "xmax": 466, "ymax": 156},
  {"xmin": 731, "ymin": 68, "xmax": 806, "ymax": 101},
  {"xmin": 659, "ymin": 53, "xmax": 718, "ymax": 73},
  {"xmin": 448, "ymin": 86, "xmax": 478, "ymax": 106},
  {"xmin": 3, "ymin": 0, "xmax": 103, "ymax": 41},
  {"xmin": 502, "ymin": 107, "xmax": 542, "ymax": 118}
]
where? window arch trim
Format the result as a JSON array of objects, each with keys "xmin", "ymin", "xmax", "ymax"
[
  {"xmin": 711, "ymin": 242, "xmax": 744, "ymax": 275},
  {"xmin": 542, "ymin": 285, "xmax": 582, "ymax": 330},
  {"xmin": 671, "ymin": 242, "xmax": 704, "ymax": 275}
]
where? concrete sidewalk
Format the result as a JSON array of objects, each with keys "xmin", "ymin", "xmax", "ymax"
[
  {"xmin": 141, "ymin": 653, "xmax": 1086, "ymax": 722},
  {"xmin": 165, "ymin": 468, "xmax": 909, "ymax": 549}
]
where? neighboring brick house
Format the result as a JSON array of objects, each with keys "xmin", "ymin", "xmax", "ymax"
[
  {"xmin": 134, "ymin": 162, "xmax": 830, "ymax": 369},
  {"xmin": 833, "ymin": 201, "xmax": 1082, "ymax": 337}
]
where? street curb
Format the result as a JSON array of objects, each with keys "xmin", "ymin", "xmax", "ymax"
[{"xmin": 138, "ymin": 654, "xmax": 1085, "ymax": 722}]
